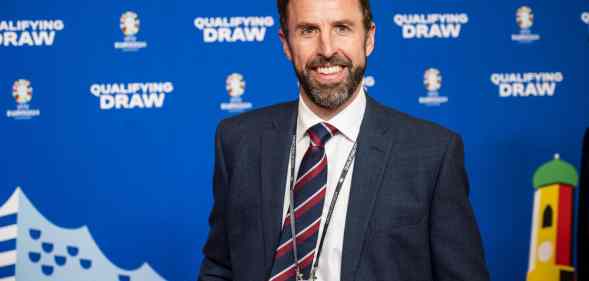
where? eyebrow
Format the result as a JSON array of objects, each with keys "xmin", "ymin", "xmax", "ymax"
[
  {"xmin": 294, "ymin": 21, "xmax": 319, "ymax": 30},
  {"xmin": 332, "ymin": 20, "xmax": 356, "ymax": 27},
  {"xmin": 294, "ymin": 19, "xmax": 356, "ymax": 30}
]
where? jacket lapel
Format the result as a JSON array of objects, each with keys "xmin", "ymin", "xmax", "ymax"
[
  {"xmin": 260, "ymin": 102, "xmax": 298, "ymax": 276},
  {"xmin": 341, "ymin": 96, "xmax": 403, "ymax": 281}
]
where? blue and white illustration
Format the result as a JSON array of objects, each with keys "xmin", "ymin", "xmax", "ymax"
[{"xmin": 0, "ymin": 187, "xmax": 166, "ymax": 281}]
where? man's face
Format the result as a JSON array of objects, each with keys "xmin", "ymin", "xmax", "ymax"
[{"xmin": 279, "ymin": 0, "xmax": 375, "ymax": 109}]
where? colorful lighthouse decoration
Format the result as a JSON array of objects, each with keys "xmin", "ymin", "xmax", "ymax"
[{"xmin": 527, "ymin": 154, "xmax": 578, "ymax": 281}]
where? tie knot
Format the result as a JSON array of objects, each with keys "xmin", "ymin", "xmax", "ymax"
[{"xmin": 307, "ymin": 122, "xmax": 337, "ymax": 147}]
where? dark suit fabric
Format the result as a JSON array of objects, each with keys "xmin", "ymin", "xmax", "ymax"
[{"xmin": 198, "ymin": 96, "xmax": 489, "ymax": 281}]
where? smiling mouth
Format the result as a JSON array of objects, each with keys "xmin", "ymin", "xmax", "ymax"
[
  {"xmin": 316, "ymin": 65, "xmax": 344, "ymax": 75},
  {"xmin": 310, "ymin": 64, "xmax": 348, "ymax": 83}
]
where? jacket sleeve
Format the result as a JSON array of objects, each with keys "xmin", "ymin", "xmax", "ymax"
[
  {"xmin": 198, "ymin": 122, "xmax": 233, "ymax": 281},
  {"xmin": 430, "ymin": 133, "xmax": 490, "ymax": 281}
]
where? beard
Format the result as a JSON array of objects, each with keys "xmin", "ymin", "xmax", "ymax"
[{"xmin": 294, "ymin": 53, "xmax": 366, "ymax": 110}]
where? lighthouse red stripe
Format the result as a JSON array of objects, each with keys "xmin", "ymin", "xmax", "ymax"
[
  {"xmin": 295, "ymin": 188, "xmax": 326, "ymax": 218},
  {"xmin": 308, "ymin": 130, "xmax": 322, "ymax": 147},
  {"xmin": 269, "ymin": 265, "xmax": 296, "ymax": 281},
  {"xmin": 275, "ymin": 219, "xmax": 321, "ymax": 258},
  {"xmin": 270, "ymin": 251, "xmax": 315, "ymax": 281},
  {"xmin": 294, "ymin": 157, "xmax": 326, "ymax": 192},
  {"xmin": 556, "ymin": 184, "xmax": 573, "ymax": 266},
  {"xmin": 283, "ymin": 187, "xmax": 326, "ymax": 226}
]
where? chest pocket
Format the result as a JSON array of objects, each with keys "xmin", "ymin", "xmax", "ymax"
[{"xmin": 369, "ymin": 201, "xmax": 426, "ymax": 233}]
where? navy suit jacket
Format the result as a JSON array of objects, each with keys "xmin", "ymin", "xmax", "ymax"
[{"xmin": 198, "ymin": 96, "xmax": 489, "ymax": 281}]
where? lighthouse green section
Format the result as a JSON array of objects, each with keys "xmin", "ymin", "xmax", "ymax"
[{"xmin": 533, "ymin": 158, "xmax": 579, "ymax": 188}]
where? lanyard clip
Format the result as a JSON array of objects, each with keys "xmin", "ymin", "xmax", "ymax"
[
  {"xmin": 310, "ymin": 267, "xmax": 318, "ymax": 281},
  {"xmin": 295, "ymin": 270, "xmax": 304, "ymax": 281}
]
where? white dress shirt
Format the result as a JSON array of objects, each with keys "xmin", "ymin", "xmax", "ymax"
[{"xmin": 281, "ymin": 89, "xmax": 366, "ymax": 281}]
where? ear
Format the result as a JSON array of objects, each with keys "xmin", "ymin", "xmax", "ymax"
[
  {"xmin": 365, "ymin": 22, "xmax": 376, "ymax": 56},
  {"xmin": 278, "ymin": 29, "xmax": 293, "ymax": 61}
]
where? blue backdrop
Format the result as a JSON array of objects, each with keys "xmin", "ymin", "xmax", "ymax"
[{"xmin": 1, "ymin": 0, "xmax": 588, "ymax": 280}]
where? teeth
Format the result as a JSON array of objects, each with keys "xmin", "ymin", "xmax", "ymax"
[{"xmin": 317, "ymin": 66, "xmax": 342, "ymax": 75}]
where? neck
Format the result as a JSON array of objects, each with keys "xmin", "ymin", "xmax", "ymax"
[{"xmin": 300, "ymin": 87, "xmax": 362, "ymax": 120}]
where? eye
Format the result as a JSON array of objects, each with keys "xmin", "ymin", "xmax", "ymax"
[
  {"xmin": 299, "ymin": 26, "xmax": 317, "ymax": 37},
  {"xmin": 334, "ymin": 24, "xmax": 351, "ymax": 34}
]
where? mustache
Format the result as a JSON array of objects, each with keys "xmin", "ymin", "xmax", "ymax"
[{"xmin": 306, "ymin": 54, "xmax": 352, "ymax": 69}]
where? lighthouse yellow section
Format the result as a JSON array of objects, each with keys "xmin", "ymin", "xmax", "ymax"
[{"xmin": 527, "ymin": 184, "xmax": 574, "ymax": 281}]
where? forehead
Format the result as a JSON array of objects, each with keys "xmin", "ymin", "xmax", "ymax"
[{"xmin": 286, "ymin": 0, "xmax": 363, "ymax": 24}]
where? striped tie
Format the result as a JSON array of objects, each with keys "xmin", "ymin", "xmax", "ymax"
[{"xmin": 269, "ymin": 122, "xmax": 337, "ymax": 281}]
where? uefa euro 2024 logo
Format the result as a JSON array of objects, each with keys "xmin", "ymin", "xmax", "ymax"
[
  {"xmin": 114, "ymin": 11, "xmax": 147, "ymax": 51},
  {"xmin": 13, "ymin": 79, "xmax": 32, "ymax": 104},
  {"xmin": 512, "ymin": 6, "xmax": 540, "ymax": 43},
  {"xmin": 516, "ymin": 6, "xmax": 534, "ymax": 31},
  {"xmin": 120, "ymin": 11, "xmax": 140, "ymax": 37},
  {"xmin": 424, "ymin": 68, "xmax": 441, "ymax": 94},
  {"xmin": 220, "ymin": 73, "xmax": 252, "ymax": 113},
  {"xmin": 6, "ymin": 79, "xmax": 40, "ymax": 120},
  {"xmin": 419, "ymin": 68, "xmax": 448, "ymax": 106},
  {"xmin": 226, "ymin": 73, "xmax": 245, "ymax": 99}
]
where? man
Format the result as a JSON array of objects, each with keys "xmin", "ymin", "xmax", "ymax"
[{"xmin": 198, "ymin": 0, "xmax": 489, "ymax": 280}]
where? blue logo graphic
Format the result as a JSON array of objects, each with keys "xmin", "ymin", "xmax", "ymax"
[{"xmin": 0, "ymin": 187, "xmax": 166, "ymax": 281}]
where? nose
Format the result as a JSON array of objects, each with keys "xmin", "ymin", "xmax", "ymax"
[{"xmin": 318, "ymin": 31, "xmax": 336, "ymax": 58}]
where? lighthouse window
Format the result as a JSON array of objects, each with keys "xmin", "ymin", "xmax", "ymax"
[{"xmin": 542, "ymin": 205, "xmax": 553, "ymax": 228}]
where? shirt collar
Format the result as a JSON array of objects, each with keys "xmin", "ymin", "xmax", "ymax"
[{"xmin": 296, "ymin": 87, "xmax": 366, "ymax": 143}]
